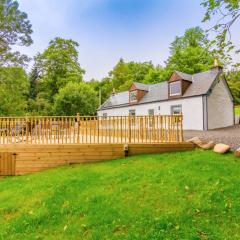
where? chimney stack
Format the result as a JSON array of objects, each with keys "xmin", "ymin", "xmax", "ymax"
[{"xmin": 211, "ymin": 58, "xmax": 223, "ymax": 72}]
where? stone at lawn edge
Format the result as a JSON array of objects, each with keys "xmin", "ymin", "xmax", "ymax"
[
  {"xmin": 213, "ymin": 143, "xmax": 231, "ymax": 154},
  {"xmin": 234, "ymin": 148, "xmax": 240, "ymax": 157},
  {"xmin": 186, "ymin": 136, "xmax": 215, "ymax": 149},
  {"xmin": 186, "ymin": 137, "xmax": 204, "ymax": 147},
  {"xmin": 201, "ymin": 141, "xmax": 215, "ymax": 150}
]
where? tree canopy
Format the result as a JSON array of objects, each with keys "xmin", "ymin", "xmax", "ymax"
[
  {"xmin": 53, "ymin": 82, "xmax": 98, "ymax": 116},
  {"xmin": 36, "ymin": 38, "xmax": 85, "ymax": 99},
  {"xmin": 27, "ymin": 38, "xmax": 86, "ymax": 115},
  {"xmin": 0, "ymin": 67, "xmax": 29, "ymax": 116},
  {"xmin": 109, "ymin": 59, "xmax": 156, "ymax": 91},
  {"xmin": 202, "ymin": 0, "xmax": 240, "ymax": 60},
  {"xmin": 0, "ymin": 0, "xmax": 32, "ymax": 66},
  {"xmin": 166, "ymin": 27, "xmax": 214, "ymax": 74}
]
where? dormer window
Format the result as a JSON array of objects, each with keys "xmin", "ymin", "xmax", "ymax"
[
  {"xmin": 129, "ymin": 82, "xmax": 148, "ymax": 104},
  {"xmin": 170, "ymin": 81, "xmax": 181, "ymax": 96},
  {"xmin": 168, "ymin": 71, "xmax": 192, "ymax": 98},
  {"xmin": 130, "ymin": 90, "xmax": 137, "ymax": 102}
]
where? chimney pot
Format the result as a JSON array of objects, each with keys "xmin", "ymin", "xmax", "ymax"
[{"xmin": 211, "ymin": 58, "xmax": 223, "ymax": 73}]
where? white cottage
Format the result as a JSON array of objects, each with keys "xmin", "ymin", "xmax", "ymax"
[{"xmin": 97, "ymin": 65, "xmax": 234, "ymax": 130}]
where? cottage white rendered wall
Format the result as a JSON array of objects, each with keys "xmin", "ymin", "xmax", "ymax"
[
  {"xmin": 207, "ymin": 79, "xmax": 234, "ymax": 129},
  {"xmin": 98, "ymin": 96, "xmax": 204, "ymax": 130}
]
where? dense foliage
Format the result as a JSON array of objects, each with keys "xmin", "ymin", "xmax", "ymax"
[
  {"xmin": 53, "ymin": 82, "xmax": 98, "ymax": 116},
  {"xmin": 201, "ymin": 0, "xmax": 240, "ymax": 104},
  {"xmin": 226, "ymin": 70, "xmax": 240, "ymax": 104},
  {"xmin": 0, "ymin": 67, "xmax": 29, "ymax": 116},
  {"xmin": 201, "ymin": 0, "xmax": 240, "ymax": 61},
  {"xmin": 0, "ymin": 0, "xmax": 32, "ymax": 67},
  {"xmin": 28, "ymin": 38, "xmax": 86, "ymax": 115},
  {"xmin": 166, "ymin": 27, "xmax": 214, "ymax": 74}
]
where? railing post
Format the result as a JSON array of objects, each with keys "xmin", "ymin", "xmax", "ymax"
[
  {"xmin": 77, "ymin": 113, "xmax": 80, "ymax": 143},
  {"xmin": 180, "ymin": 114, "xmax": 183, "ymax": 142},
  {"xmin": 128, "ymin": 116, "xmax": 131, "ymax": 143},
  {"xmin": 25, "ymin": 114, "xmax": 29, "ymax": 144}
]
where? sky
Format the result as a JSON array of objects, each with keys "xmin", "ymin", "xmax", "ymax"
[{"xmin": 16, "ymin": 0, "xmax": 239, "ymax": 80}]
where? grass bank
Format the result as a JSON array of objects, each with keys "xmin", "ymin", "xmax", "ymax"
[{"xmin": 0, "ymin": 150, "xmax": 240, "ymax": 239}]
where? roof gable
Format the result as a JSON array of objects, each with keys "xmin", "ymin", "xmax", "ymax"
[
  {"xmin": 169, "ymin": 71, "xmax": 192, "ymax": 82},
  {"xmin": 130, "ymin": 82, "xmax": 149, "ymax": 91}
]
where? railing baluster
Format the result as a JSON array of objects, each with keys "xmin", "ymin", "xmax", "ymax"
[{"xmin": 0, "ymin": 115, "xmax": 183, "ymax": 145}]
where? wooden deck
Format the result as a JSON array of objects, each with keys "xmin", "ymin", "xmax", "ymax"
[
  {"xmin": 0, "ymin": 115, "xmax": 192, "ymax": 176},
  {"xmin": 0, "ymin": 143, "xmax": 195, "ymax": 175}
]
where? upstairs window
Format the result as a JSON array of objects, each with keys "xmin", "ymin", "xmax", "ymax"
[
  {"xmin": 130, "ymin": 90, "xmax": 137, "ymax": 102},
  {"xmin": 170, "ymin": 81, "xmax": 181, "ymax": 96}
]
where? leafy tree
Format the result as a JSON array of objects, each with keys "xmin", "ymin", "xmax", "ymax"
[
  {"xmin": 36, "ymin": 38, "xmax": 85, "ymax": 101},
  {"xmin": 226, "ymin": 70, "xmax": 240, "ymax": 104},
  {"xmin": 109, "ymin": 59, "xmax": 155, "ymax": 91},
  {"xmin": 53, "ymin": 82, "xmax": 98, "ymax": 116},
  {"xmin": 27, "ymin": 95, "xmax": 53, "ymax": 116},
  {"xmin": 88, "ymin": 77, "xmax": 113, "ymax": 106},
  {"xmin": 0, "ymin": 0, "xmax": 32, "ymax": 66},
  {"xmin": 29, "ymin": 65, "xmax": 40, "ymax": 99},
  {"xmin": 169, "ymin": 27, "xmax": 209, "ymax": 54},
  {"xmin": 0, "ymin": 67, "xmax": 29, "ymax": 116},
  {"xmin": 143, "ymin": 66, "xmax": 171, "ymax": 84},
  {"xmin": 166, "ymin": 27, "xmax": 214, "ymax": 74},
  {"xmin": 201, "ymin": 0, "xmax": 240, "ymax": 59}
]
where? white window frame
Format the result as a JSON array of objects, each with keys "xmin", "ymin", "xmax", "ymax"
[
  {"xmin": 129, "ymin": 90, "xmax": 137, "ymax": 102},
  {"xmin": 170, "ymin": 81, "xmax": 181, "ymax": 96},
  {"xmin": 171, "ymin": 105, "xmax": 182, "ymax": 115}
]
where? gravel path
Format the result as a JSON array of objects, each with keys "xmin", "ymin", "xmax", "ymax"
[{"xmin": 184, "ymin": 125, "xmax": 240, "ymax": 151}]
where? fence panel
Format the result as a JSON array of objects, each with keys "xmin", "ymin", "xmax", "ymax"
[{"xmin": 0, "ymin": 115, "xmax": 183, "ymax": 144}]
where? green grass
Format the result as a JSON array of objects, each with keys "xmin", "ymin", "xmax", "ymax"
[
  {"xmin": 235, "ymin": 106, "xmax": 240, "ymax": 116},
  {"xmin": 1, "ymin": 150, "xmax": 240, "ymax": 240}
]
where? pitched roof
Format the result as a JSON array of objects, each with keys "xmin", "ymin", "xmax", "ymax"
[
  {"xmin": 132, "ymin": 82, "xmax": 149, "ymax": 91},
  {"xmin": 175, "ymin": 70, "xmax": 192, "ymax": 82},
  {"xmin": 98, "ymin": 69, "xmax": 219, "ymax": 111}
]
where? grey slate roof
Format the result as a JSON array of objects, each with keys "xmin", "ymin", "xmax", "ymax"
[
  {"xmin": 175, "ymin": 70, "xmax": 192, "ymax": 82},
  {"xmin": 132, "ymin": 82, "xmax": 150, "ymax": 91},
  {"xmin": 98, "ymin": 69, "xmax": 219, "ymax": 111}
]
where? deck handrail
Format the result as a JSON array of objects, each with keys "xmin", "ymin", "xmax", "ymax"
[{"xmin": 0, "ymin": 115, "xmax": 183, "ymax": 144}]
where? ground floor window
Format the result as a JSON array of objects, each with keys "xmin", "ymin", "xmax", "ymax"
[
  {"xmin": 129, "ymin": 109, "xmax": 136, "ymax": 116},
  {"xmin": 148, "ymin": 109, "xmax": 154, "ymax": 116},
  {"xmin": 171, "ymin": 105, "xmax": 182, "ymax": 115}
]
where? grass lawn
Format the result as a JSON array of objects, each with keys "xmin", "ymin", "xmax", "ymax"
[
  {"xmin": 1, "ymin": 150, "xmax": 240, "ymax": 240},
  {"xmin": 235, "ymin": 106, "xmax": 240, "ymax": 116}
]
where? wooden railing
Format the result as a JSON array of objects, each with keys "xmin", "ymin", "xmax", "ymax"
[{"xmin": 0, "ymin": 115, "xmax": 183, "ymax": 144}]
